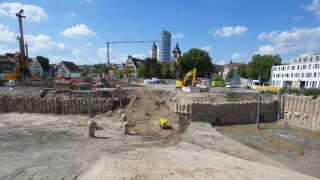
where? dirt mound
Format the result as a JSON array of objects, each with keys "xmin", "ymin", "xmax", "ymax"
[{"xmin": 123, "ymin": 89, "xmax": 181, "ymax": 141}]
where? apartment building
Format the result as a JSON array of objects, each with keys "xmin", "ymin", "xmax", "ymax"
[{"xmin": 271, "ymin": 54, "xmax": 320, "ymax": 89}]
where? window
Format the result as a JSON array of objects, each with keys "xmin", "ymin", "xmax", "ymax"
[
  {"xmin": 302, "ymin": 73, "xmax": 304, "ymax": 78},
  {"xmin": 304, "ymin": 58, "xmax": 307, "ymax": 62},
  {"xmin": 299, "ymin": 58, "xmax": 301, "ymax": 62},
  {"xmin": 314, "ymin": 73, "xmax": 317, "ymax": 78},
  {"xmin": 317, "ymin": 56, "xmax": 319, "ymax": 61},
  {"xmin": 310, "ymin": 57, "xmax": 313, "ymax": 62}
]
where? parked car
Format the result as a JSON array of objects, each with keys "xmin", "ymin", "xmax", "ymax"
[
  {"xmin": 212, "ymin": 80, "xmax": 225, "ymax": 87},
  {"xmin": 225, "ymin": 82, "xmax": 237, "ymax": 88}
]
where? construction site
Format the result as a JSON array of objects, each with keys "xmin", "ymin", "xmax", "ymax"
[
  {"xmin": 1, "ymin": 7, "xmax": 320, "ymax": 180},
  {"xmin": 0, "ymin": 83, "xmax": 320, "ymax": 179}
]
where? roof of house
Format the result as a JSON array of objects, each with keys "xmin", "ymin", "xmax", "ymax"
[
  {"xmin": 128, "ymin": 55, "xmax": 143, "ymax": 67},
  {"xmin": 225, "ymin": 62, "xmax": 243, "ymax": 69},
  {"xmin": 57, "ymin": 61, "xmax": 80, "ymax": 71}
]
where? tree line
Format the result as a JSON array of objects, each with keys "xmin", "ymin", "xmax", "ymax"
[{"xmin": 35, "ymin": 48, "xmax": 282, "ymax": 84}]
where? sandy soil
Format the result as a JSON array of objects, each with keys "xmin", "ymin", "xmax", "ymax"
[{"xmin": 0, "ymin": 113, "xmax": 317, "ymax": 180}]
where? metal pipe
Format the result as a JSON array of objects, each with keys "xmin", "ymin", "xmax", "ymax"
[{"xmin": 256, "ymin": 96, "xmax": 262, "ymax": 129}]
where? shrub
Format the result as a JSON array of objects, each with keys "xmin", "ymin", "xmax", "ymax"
[
  {"xmin": 280, "ymin": 88, "xmax": 320, "ymax": 98},
  {"xmin": 225, "ymin": 92, "xmax": 237, "ymax": 102}
]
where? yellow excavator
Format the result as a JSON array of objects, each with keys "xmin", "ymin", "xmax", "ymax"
[{"xmin": 176, "ymin": 68, "xmax": 197, "ymax": 88}]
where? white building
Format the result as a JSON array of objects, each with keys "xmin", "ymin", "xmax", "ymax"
[
  {"xmin": 125, "ymin": 55, "xmax": 143, "ymax": 79},
  {"xmin": 28, "ymin": 58, "xmax": 43, "ymax": 77},
  {"xmin": 54, "ymin": 61, "xmax": 81, "ymax": 78},
  {"xmin": 271, "ymin": 54, "xmax": 320, "ymax": 89}
]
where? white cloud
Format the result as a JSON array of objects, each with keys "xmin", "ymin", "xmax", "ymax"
[
  {"xmin": 67, "ymin": 12, "xmax": 78, "ymax": 17},
  {"xmin": 172, "ymin": 33, "xmax": 184, "ymax": 39},
  {"xmin": 83, "ymin": 43, "xmax": 93, "ymax": 47},
  {"xmin": 231, "ymin": 53, "xmax": 247, "ymax": 59},
  {"xmin": 257, "ymin": 31, "xmax": 279, "ymax": 40},
  {"xmin": 97, "ymin": 47, "xmax": 116, "ymax": 58},
  {"xmin": 201, "ymin": 46, "xmax": 212, "ymax": 52},
  {"xmin": 62, "ymin": 24, "xmax": 96, "ymax": 39},
  {"xmin": 131, "ymin": 53, "xmax": 146, "ymax": 59},
  {"xmin": 256, "ymin": 45, "xmax": 277, "ymax": 55},
  {"xmin": 256, "ymin": 27, "xmax": 320, "ymax": 55},
  {"xmin": 210, "ymin": 26, "xmax": 248, "ymax": 37},
  {"xmin": 292, "ymin": 16, "xmax": 303, "ymax": 21},
  {"xmin": 0, "ymin": 23, "xmax": 17, "ymax": 45},
  {"xmin": 303, "ymin": 0, "xmax": 320, "ymax": 18},
  {"xmin": 25, "ymin": 34, "xmax": 70, "ymax": 55},
  {"xmin": 216, "ymin": 60, "xmax": 226, "ymax": 65},
  {"xmin": 0, "ymin": 2, "xmax": 47, "ymax": 22}
]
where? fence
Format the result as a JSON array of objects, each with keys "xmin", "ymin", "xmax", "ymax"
[
  {"xmin": 282, "ymin": 94, "xmax": 320, "ymax": 131},
  {"xmin": 0, "ymin": 96, "xmax": 114, "ymax": 114},
  {"xmin": 174, "ymin": 101, "xmax": 278, "ymax": 125}
]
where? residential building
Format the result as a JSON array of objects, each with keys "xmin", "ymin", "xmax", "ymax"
[
  {"xmin": 223, "ymin": 61, "xmax": 242, "ymax": 81},
  {"xmin": 151, "ymin": 41, "xmax": 157, "ymax": 59},
  {"xmin": 0, "ymin": 55, "xmax": 15, "ymax": 79},
  {"xmin": 28, "ymin": 58, "xmax": 43, "ymax": 77},
  {"xmin": 159, "ymin": 29, "xmax": 171, "ymax": 61},
  {"xmin": 54, "ymin": 61, "xmax": 81, "ymax": 78},
  {"xmin": 125, "ymin": 55, "xmax": 143, "ymax": 79},
  {"xmin": 271, "ymin": 54, "xmax": 320, "ymax": 89}
]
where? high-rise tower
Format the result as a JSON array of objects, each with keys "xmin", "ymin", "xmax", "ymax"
[
  {"xmin": 159, "ymin": 30, "xmax": 171, "ymax": 61},
  {"xmin": 151, "ymin": 41, "xmax": 157, "ymax": 59}
]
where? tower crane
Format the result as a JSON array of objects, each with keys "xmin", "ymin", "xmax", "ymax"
[{"xmin": 103, "ymin": 38, "xmax": 158, "ymax": 65}]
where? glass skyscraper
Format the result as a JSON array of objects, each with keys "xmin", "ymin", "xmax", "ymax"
[{"xmin": 159, "ymin": 30, "xmax": 171, "ymax": 61}]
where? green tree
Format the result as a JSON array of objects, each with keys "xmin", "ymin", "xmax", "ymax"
[
  {"xmin": 80, "ymin": 64, "xmax": 90, "ymax": 78},
  {"xmin": 218, "ymin": 66, "xmax": 224, "ymax": 78},
  {"xmin": 160, "ymin": 61, "xmax": 171, "ymax": 78},
  {"xmin": 137, "ymin": 66, "xmax": 145, "ymax": 78},
  {"xmin": 36, "ymin": 56, "xmax": 50, "ymax": 73},
  {"xmin": 101, "ymin": 64, "xmax": 109, "ymax": 74},
  {"xmin": 123, "ymin": 66, "xmax": 131, "ymax": 75},
  {"xmin": 237, "ymin": 63, "xmax": 248, "ymax": 78},
  {"xmin": 142, "ymin": 58, "xmax": 159, "ymax": 78},
  {"xmin": 175, "ymin": 48, "xmax": 213, "ymax": 79},
  {"xmin": 226, "ymin": 68, "xmax": 234, "ymax": 81},
  {"xmin": 93, "ymin": 64, "xmax": 100, "ymax": 73},
  {"xmin": 246, "ymin": 54, "xmax": 282, "ymax": 84}
]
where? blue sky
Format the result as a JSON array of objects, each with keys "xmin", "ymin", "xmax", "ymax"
[{"xmin": 1, "ymin": 0, "xmax": 320, "ymax": 65}]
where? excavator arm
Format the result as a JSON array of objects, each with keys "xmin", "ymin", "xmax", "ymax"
[{"xmin": 176, "ymin": 68, "xmax": 197, "ymax": 87}]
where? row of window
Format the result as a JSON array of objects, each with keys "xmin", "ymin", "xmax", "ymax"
[
  {"xmin": 292, "ymin": 56, "xmax": 320, "ymax": 63},
  {"xmin": 273, "ymin": 72, "xmax": 320, "ymax": 78},
  {"xmin": 274, "ymin": 64, "xmax": 320, "ymax": 71},
  {"xmin": 272, "ymin": 80, "xmax": 320, "ymax": 88},
  {"xmin": 0, "ymin": 64, "xmax": 14, "ymax": 68}
]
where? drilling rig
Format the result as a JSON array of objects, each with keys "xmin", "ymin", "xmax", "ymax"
[{"xmin": 15, "ymin": 9, "xmax": 30, "ymax": 79}]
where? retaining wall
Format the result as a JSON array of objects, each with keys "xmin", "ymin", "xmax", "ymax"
[
  {"xmin": 282, "ymin": 95, "xmax": 320, "ymax": 132},
  {"xmin": 0, "ymin": 96, "xmax": 114, "ymax": 114},
  {"xmin": 174, "ymin": 101, "xmax": 277, "ymax": 124}
]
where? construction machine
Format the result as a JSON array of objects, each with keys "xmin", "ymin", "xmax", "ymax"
[
  {"xmin": 176, "ymin": 68, "xmax": 197, "ymax": 88},
  {"xmin": 15, "ymin": 9, "xmax": 30, "ymax": 79}
]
